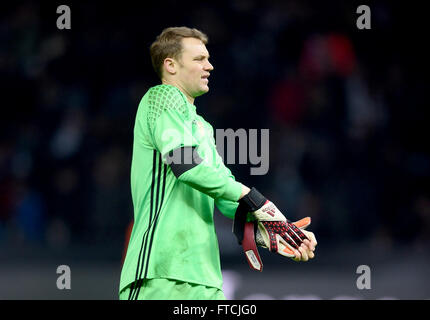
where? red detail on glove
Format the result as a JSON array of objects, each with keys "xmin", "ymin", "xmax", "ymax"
[
  {"xmin": 260, "ymin": 220, "xmax": 309, "ymax": 252},
  {"xmin": 261, "ymin": 200, "xmax": 275, "ymax": 217}
]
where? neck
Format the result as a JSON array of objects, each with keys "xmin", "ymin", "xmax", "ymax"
[{"xmin": 162, "ymin": 79, "xmax": 194, "ymax": 104}]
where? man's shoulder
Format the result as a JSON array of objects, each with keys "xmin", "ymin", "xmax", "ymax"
[
  {"xmin": 145, "ymin": 84, "xmax": 186, "ymax": 104},
  {"xmin": 139, "ymin": 84, "xmax": 192, "ymax": 130},
  {"xmin": 142, "ymin": 84, "xmax": 191, "ymax": 118}
]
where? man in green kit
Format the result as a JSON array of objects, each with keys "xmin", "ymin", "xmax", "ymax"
[{"xmin": 119, "ymin": 27, "xmax": 317, "ymax": 300}]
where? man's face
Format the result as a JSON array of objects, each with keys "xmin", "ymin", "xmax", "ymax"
[{"xmin": 174, "ymin": 37, "xmax": 214, "ymax": 99}]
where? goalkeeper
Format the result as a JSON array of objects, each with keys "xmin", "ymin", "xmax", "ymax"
[{"xmin": 119, "ymin": 26, "xmax": 317, "ymax": 300}]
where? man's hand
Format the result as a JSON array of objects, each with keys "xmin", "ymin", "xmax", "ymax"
[
  {"xmin": 253, "ymin": 200, "xmax": 309, "ymax": 258},
  {"xmin": 233, "ymin": 187, "xmax": 317, "ymax": 270},
  {"xmin": 290, "ymin": 217, "xmax": 317, "ymax": 262}
]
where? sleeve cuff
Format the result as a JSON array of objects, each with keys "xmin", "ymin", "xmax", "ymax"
[{"xmin": 222, "ymin": 179, "xmax": 243, "ymax": 202}]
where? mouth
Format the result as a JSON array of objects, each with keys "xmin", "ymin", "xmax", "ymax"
[{"xmin": 201, "ymin": 74, "xmax": 210, "ymax": 81}]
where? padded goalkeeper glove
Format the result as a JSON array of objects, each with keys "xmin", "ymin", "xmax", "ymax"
[{"xmin": 233, "ymin": 187, "xmax": 310, "ymax": 271}]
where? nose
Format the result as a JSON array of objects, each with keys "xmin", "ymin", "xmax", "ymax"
[{"xmin": 205, "ymin": 60, "xmax": 214, "ymax": 72}]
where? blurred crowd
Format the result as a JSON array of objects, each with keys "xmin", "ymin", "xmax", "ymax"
[{"xmin": 1, "ymin": 1, "xmax": 429, "ymax": 253}]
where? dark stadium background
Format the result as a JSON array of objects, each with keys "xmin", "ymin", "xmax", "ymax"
[{"xmin": 0, "ymin": 0, "xmax": 429, "ymax": 299}]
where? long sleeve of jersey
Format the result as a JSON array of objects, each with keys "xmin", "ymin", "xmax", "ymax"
[
  {"xmin": 214, "ymin": 164, "xmax": 240, "ymax": 219},
  {"xmin": 215, "ymin": 197, "xmax": 239, "ymax": 219},
  {"xmin": 148, "ymin": 85, "xmax": 243, "ymax": 202}
]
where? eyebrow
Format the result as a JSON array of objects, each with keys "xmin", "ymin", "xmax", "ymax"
[{"xmin": 194, "ymin": 54, "xmax": 210, "ymax": 59}]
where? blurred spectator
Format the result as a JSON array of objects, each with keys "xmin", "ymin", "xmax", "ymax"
[{"xmin": 10, "ymin": 179, "xmax": 46, "ymax": 243}]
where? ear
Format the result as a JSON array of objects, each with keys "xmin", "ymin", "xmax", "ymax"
[{"xmin": 163, "ymin": 57, "xmax": 176, "ymax": 75}]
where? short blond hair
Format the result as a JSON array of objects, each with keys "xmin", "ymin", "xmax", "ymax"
[{"xmin": 150, "ymin": 27, "xmax": 208, "ymax": 79}]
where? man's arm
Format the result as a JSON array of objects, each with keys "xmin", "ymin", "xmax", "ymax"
[{"xmin": 239, "ymin": 184, "xmax": 251, "ymax": 199}]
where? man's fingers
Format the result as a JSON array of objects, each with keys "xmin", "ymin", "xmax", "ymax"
[
  {"xmin": 298, "ymin": 246, "xmax": 309, "ymax": 261},
  {"xmin": 302, "ymin": 230, "xmax": 317, "ymax": 249},
  {"xmin": 260, "ymin": 220, "xmax": 317, "ymax": 262},
  {"xmin": 285, "ymin": 226, "xmax": 317, "ymax": 262},
  {"xmin": 291, "ymin": 218, "xmax": 317, "ymax": 250},
  {"xmin": 291, "ymin": 242, "xmax": 315, "ymax": 262},
  {"xmin": 303, "ymin": 239, "xmax": 316, "ymax": 251}
]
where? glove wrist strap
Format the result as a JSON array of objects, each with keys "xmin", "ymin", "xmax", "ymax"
[
  {"xmin": 233, "ymin": 187, "xmax": 267, "ymax": 272},
  {"xmin": 239, "ymin": 187, "xmax": 267, "ymax": 212},
  {"xmin": 233, "ymin": 187, "xmax": 266, "ymax": 245}
]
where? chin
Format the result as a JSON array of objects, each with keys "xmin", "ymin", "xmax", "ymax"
[
  {"xmin": 203, "ymin": 84, "xmax": 210, "ymax": 93},
  {"xmin": 194, "ymin": 86, "xmax": 209, "ymax": 98}
]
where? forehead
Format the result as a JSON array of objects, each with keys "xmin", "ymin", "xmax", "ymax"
[{"xmin": 181, "ymin": 37, "xmax": 209, "ymax": 57}]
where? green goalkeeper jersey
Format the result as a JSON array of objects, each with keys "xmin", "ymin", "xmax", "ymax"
[{"xmin": 119, "ymin": 84, "xmax": 242, "ymax": 294}]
